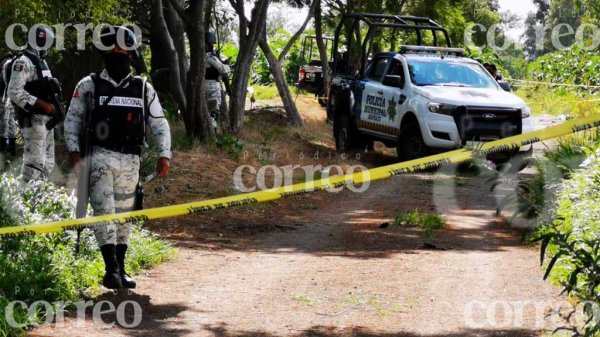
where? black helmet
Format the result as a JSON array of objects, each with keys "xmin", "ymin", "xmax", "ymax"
[
  {"xmin": 29, "ymin": 25, "xmax": 55, "ymax": 51},
  {"xmin": 99, "ymin": 25, "xmax": 138, "ymax": 51},
  {"xmin": 205, "ymin": 32, "xmax": 217, "ymax": 45}
]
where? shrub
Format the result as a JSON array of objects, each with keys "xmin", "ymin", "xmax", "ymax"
[
  {"xmin": 492, "ymin": 130, "xmax": 600, "ymax": 335},
  {"xmin": 529, "ymin": 46, "xmax": 600, "ymax": 93},
  {"xmin": 533, "ymin": 153, "xmax": 600, "ymax": 336},
  {"xmin": 494, "ymin": 131, "xmax": 600, "ymax": 227},
  {"xmin": 0, "ymin": 174, "xmax": 176, "ymax": 336},
  {"xmin": 394, "ymin": 210, "xmax": 445, "ymax": 237}
]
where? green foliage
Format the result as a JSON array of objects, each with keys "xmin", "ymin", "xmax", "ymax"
[
  {"xmin": 491, "ymin": 130, "xmax": 600, "ymax": 335},
  {"xmin": 394, "ymin": 209, "xmax": 445, "ymax": 237},
  {"xmin": 494, "ymin": 131, "xmax": 600, "ymax": 226},
  {"xmin": 248, "ymin": 28, "xmax": 304, "ymax": 85},
  {"xmin": 529, "ymin": 47, "xmax": 600, "ymax": 91},
  {"xmin": 0, "ymin": 174, "xmax": 175, "ymax": 336},
  {"xmin": 216, "ymin": 133, "xmax": 244, "ymax": 160},
  {"xmin": 533, "ymin": 152, "xmax": 600, "ymax": 336},
  {"xmin": 517, "ymin": 85, "xmax": 600, "ymax": 117}
]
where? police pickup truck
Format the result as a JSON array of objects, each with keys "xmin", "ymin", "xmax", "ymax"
[{"xmin": 327, "ymin": 14, "xmax": 533, "ymax": 167}]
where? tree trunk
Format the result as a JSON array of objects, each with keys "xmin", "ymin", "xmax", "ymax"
[
  {"xmin": 259, "ymin": 34, "xmax": 304, "ymax": 127},
  {"xmin": 228, "ymin": 0, "xmax": 270, "ymax": 134},
  {"xmin": 184, "ymin": 0, "xmax": 215, "ymax": 142},
  {"xmin": 314, "ymin": 0, "xmax": 330, "ymax": 100},
  {"xmin": 152, "ymin": 0, "xmax": 187, "ymax": 114},
  {"xmin": 165, "ymin": 0, "xmax": 189, "ymax": 86}
]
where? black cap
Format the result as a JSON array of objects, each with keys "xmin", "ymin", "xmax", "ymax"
[{"xmin": 205, "ymin": 32, "xmax": 217, "ymax": 45}]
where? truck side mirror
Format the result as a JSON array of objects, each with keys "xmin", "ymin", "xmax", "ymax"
[
  {"xmin": 498, "ymin": 80, "xmax": 511, "ymax": 92},
  {"xmin": 382, "ymin": 75, "xmax": 404, "ymax": 88}
]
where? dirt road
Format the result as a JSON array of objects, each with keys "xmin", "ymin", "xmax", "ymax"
[{"xmin": 31, "ymin": 159, "xmax": 569, "ymax": 337}]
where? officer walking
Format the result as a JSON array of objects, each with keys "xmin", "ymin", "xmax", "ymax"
[
  {"xmin": 6, "ymin": 27, "xmax": 58, "ymax": 181},
  {"xmin": 205, "ymin": 32, "xmax": 230, "ymax": 133},
  {"xmin": 64, "ymin": 26, "xmax": 172, "ymax": 289}
]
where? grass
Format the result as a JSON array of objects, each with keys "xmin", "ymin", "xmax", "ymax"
[
  {"xmin": 342, "ymin": 293, "xmax": 403, "ymax": 317},
  {"xmin": 252, "ymin": 85, "xmax": 281, "ymax": 101},
  {"xmin": 491, "ymin": 129, "xmax": 600, "ymax": 335},
  {"xmin": 515, "ymin": 85, "xmax": 600, "ymax": 117},
  {"xmin": 394, "ymin": 209, "xmax": 445, "ymax": 237},
  {"xmin": 0, "ymin": 174, "xmax": 176, "ymax": 336},
  {"xmin": 291, "ymin": 294, "xmax": 316, "ymax": 306}
]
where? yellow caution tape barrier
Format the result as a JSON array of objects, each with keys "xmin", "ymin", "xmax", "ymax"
[{"xmin": 1, "ymin": 115, "xmax": 600, "ymax": 239}]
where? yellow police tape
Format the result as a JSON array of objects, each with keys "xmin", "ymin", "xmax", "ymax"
[{"xmin": 1, "ymin": 115, "xmax": 600, "ymax": 239}]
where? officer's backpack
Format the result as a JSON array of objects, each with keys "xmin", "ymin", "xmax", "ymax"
[{"xmin": 1, "ymin": 51, "xmax": 48, "ymax": 95}]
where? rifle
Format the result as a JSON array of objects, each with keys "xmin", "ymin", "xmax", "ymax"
[
  {"xmin": 134, "ymin": 172, "xmax": 158, "ymax": 211},
  {"xmin": 212, "ymin": 50, "xmax": 232, "ymax": 96},
  {"xmin": 222, "ymin": 70, "xmax": 232, "ymax": 96},
  {"xmin": 45, "ymin": 77, "xmax": 65, "ymax": 130},
  {"xmin": 75, "ymin": 91, "xmax": 94, "ymax": 253}
]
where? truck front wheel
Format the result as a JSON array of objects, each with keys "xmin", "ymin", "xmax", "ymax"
[
  {"xmin": 335, "ymin": 115, "xmax": 359, "ymax": 153},
  {"xmin": 397, "ymin": 124, "xmax": 430, "ymax": 161}
]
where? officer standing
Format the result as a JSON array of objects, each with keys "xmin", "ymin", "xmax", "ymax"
[
  {"xmin": 6, "ymin": 27, "xmax": 57, "ymax": 181},
  {"xmin": 64, "ymin": 26, "xmax": 172, "ymax": 289},
  {"xmin": 205, "ymin": 32, "xmax": 230, "ymax": 132},
  {"xmin": 1, "ymin": 57, "xmax": 18, "ymax": 158}
]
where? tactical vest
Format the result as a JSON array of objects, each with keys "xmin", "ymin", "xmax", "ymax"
[
  {"xmin": 89, "ymin": 73, "xmax": 146, "ymax": 155},
  {"xmin": 205, "ymin": 66, "xmax": 220, "ymax": 81},
  {"xmin": 23, "ymin": 53, "xmax": 53, "ymax": 102}
]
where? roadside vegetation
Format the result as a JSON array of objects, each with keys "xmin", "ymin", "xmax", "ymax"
[
  {"xmin": 516, "ymin": 47, "xmax": 600, "ymax": 117},
  {"xmin": 394, "ymin": 210, "xmax": 446, "ymax": 237},
  {"xmin": 0, "ymin": 175, "xmax": 175, "ymax": 336},
  {"xmin": 494, "ymin": 129, "xmax": 600, "ymax": 335}
]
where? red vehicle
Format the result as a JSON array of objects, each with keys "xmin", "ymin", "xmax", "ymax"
[{"xmin": 296, "ymin": 35, "xmax": 334, "ymax": 106}]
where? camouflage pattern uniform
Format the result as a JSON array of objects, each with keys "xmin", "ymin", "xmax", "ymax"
[
  {"xmin": 1, "ymin": 101, "xmax": 16, "ymax": 142},
  {"xmin": 205, "ymin": 52, "xmax": 230, "ymax": 125},
  {"xmin": 7, "ymin": 50, "xmax": 55, "ymax": 181},
  {"xmin": 64, "ymin": 70, "xmax": 171, "ymax": 246},
  {"xmin": 1, "ymin": 59, "xmax": 17, "ymax": 143}
]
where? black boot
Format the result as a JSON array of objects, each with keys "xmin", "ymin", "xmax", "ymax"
[
  {"xmin": 6, "ymin": 138, "xmax": 16, "ymax": 157},
  {"xmin": 116, "ymin": 244, "xmax": 136, "ymax": 288},
  {"xmin": 100, "ymin": 244, "xmax": 123, "ymax": 289}
]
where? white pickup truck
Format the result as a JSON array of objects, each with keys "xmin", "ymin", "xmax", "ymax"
[{"xmin": 329, "ymin": 46, "xmax": 533, "ymax": 166}]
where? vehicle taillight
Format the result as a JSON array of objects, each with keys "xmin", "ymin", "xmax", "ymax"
[{"xmin": 298, "ymin": 68, "xmax": 306, "ymax": 82}]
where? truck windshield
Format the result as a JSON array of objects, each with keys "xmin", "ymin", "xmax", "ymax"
[{"xmin": 408, "ymin": 59, "xmax": 499, "ymax": 89}]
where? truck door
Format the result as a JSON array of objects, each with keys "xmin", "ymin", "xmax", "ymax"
[
  {"xmin": 358, "ymin": 56, "xmax": 405, "ymax": 137},
  {"xmin": 358, "ymin": 56, "xmax": 390, "ymax": 129},
  {"xmin": 380, "ymin": 59, "xmax": 408, "ymax": 136}
]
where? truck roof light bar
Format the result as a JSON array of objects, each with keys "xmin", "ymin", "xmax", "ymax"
[{"xmin": 399, "ymin": 45, "xmax": 465, "ymax": 55}]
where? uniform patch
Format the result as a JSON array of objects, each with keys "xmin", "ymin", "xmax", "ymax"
[
  {"xmin": 99, "ymin": 96, "xmax": 143, "ymax": 108},
  {"xmin": 12, "ymin": 61, "xmax": 24, "ymax": 72}
]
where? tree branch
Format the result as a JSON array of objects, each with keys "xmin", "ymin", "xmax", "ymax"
[
  {"xmin": 229, "ymin": 0, "xmax": 248, "ymax": 38},
  {"xmin": 166, "ymin": 0, "xmax": 189, "ymax": 25},
  {"xmin": 277, "ymin": 0, "xmax": 318, "ymax": 62},
  {"xmin": 153, "ymin": 0, "xmax": 187, "ymax": 111}
]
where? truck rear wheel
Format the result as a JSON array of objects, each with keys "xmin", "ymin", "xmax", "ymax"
[
  {"xmin": 317, "ymin": 88, "xmax": 327, "ymax": 107},
  {"xmin": 397, "ymin": 123, "xmax": 430, "ymax": 161},
  {"xmin": 335, "ymin": 115, "xmax": 359, "ymax": 153}
]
